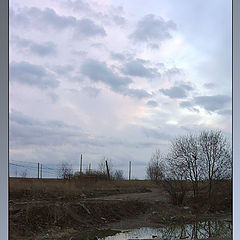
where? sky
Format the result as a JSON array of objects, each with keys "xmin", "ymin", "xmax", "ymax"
[{"xmin": 9, "ymin": 0, "xmax": 232, "ymax": 179}]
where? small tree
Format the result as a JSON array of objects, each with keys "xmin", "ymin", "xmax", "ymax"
[
  {"xmin": 113, "ymin": 170, "xmax": 124, "ymax": 180},
  {"xmin": 169, "ymin": 134, "xmax": 203, "ymax": 197},
  {"xmin": 199, "ymin": 130, "xmax": 232, "ymax": 199},
  {"xmin": 58, "ymin": 162, "xmax": 73, "ymax": 180},
  {"xmin": 146, "ymin": 149, "xmax": 166, "ymax": 183},
  {"xmin": 162, "ymin": 154, "xmax": 187, "ymax": 205},
  {"xmin": 20, "ymin": 169, "xmax": 28, "ymax": 178}
]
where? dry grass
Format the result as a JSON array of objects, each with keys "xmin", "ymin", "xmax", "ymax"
[{"xmin": 9, "ymin": 177, "xmax": 156, "ymax": 201}]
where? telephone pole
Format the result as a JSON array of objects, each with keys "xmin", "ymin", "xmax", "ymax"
[
  {"xmin": 37, "ymin": 162, "xmax": 40, "ymax": 179},
  {"xmin": 105, "ymin": 160, "xmax": 110, "ymax": 180},
  {"xmin": 129, "ymin": 161, "xmax": 131, "ymax": 180},
  {"xmin": 40, "ymin": 164, "xmax": 42, "ymax": 179},
  {"xmin": 80, "ymin": 154, "xmax": 83, "ymax": 174}
]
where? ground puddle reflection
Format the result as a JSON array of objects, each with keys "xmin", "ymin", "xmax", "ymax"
[{"xmin": 98, "ymin": 219, "xmax": 232, "ymax": 240}]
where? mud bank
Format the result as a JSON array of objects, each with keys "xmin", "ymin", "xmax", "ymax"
[
  {"xmin": 9, "ymin": 198, "xmax": 232, "ymax": 240},
  {"xmin": 9, "ymin": 199, "xmax": 149, "ymax": 240}
]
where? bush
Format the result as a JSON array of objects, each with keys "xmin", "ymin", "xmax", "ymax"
[{"xmin": 162, "ymin": 180, "xmax": 186, "ymax": 205}]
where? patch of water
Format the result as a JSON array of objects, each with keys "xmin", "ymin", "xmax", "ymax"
[{"xmin": 98, "ymin": 219, "xmax": 232, "ymax": 240}]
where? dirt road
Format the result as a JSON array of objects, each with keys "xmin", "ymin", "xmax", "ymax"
[{"xmin": 91, "ymin": 187, "xmax": 169, "ymax": 203}]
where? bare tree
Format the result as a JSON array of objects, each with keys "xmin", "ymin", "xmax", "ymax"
[
  {"xmin": 58, "ymin": 162, "xmax": 73, "ymax": 180},
  {"xmin": 199, "ymin": 130, "xmax": 232, "ymax": 199},
  {"xmin": 20, "ymin": 169, "xmax": 28, "ymax": 178},
  {"xmin": 162, "ymin": 153, "xmax": 188, "ymax": 205},
  {"xmin": 146, "ymin": 149, "xmax": 166, "ymax": 183},
  {"xmin": 113, "ymin": 170, "xmax": 124, "ymax": 180},
  {"xmin": 169, "ymin": 134, "xmax": 203, "ymax": 197}
]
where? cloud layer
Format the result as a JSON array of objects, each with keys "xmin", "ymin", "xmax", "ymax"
[
  {"xmin": 130, "ymin": 14, "xmax": 176, "ymax": 43},
  {"xmin": 10, "ymin": 61, "xmax": 59, "ymax": 89},
  {"xmin": 9, "ymin": 0, "xmax": 232, "ymax": 179}
]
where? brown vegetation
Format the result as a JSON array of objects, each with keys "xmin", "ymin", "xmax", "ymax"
[
  {"xmin": 9, "ymin": 177, "xmax": 232, "ymax": 240},
  {"xmin": 9, "ymin": 177, "xmax": 156, "ymax": 201}
]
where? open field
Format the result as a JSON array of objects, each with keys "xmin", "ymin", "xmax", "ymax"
[
  {"xmin": 9, "ymin": 177, "xmax": 232, "ymax": 240},
  {"xmin": 9, "ymin": 177, "xmax": 156, "ymax": 201}
]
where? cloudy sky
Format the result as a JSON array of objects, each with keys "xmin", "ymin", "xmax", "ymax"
[{"xmin": 9, "ymin": 0, "xmax": 232, "ymax": 179}]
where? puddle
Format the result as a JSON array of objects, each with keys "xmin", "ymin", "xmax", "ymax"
[
  {"xmin": 97, "ymin": 219, "xmax": 232, "ymax": 240},
  {"xmin": 75, "ymin": 229, "xmax": 121, "ymax": 240}
]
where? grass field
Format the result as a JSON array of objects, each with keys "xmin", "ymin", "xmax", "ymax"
[{"xmin": 9, "ymin": 177, "xmax": 156, "ymax": 200}]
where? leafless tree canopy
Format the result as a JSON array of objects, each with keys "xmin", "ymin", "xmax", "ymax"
[
  {"xmin": 169, "ymin": 133, "xmax": 203, "ymax": 197},
  {"xmin": 199, "ymin": 130, "xmax": 232, "ymax": 197},
  {"xmin": 146, "ymin": 149, "xmax": 166, "ymax": 182},
  {"xmin": 20, "ymin": 169, "xmax": 28, "ymax": 178},
  {"xmin": 147, "ymin": 129, "xmax": 232, "ymax": 200},
  {"xmin": 113, "ymin": 170, "xmax": 124, "ymax": 180},
  {"xmin": 58, "ymin": 162, "xmax": 73, "ymax": 180}
]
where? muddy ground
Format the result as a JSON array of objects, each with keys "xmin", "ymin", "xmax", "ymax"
[{"xmin": 9, "ymin": 179, "xmax": 232, "ymax": 240}]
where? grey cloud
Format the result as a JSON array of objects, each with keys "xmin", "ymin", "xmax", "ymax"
[
  {"xmin": 123, "ymin": 88, "xmax": 151, "ymax": 99},
  {"xmin": 148, "ymin": 43, "xmax": 160, "ymax": 49},
  {"xmin": 180, "ymin": 83, "xmax": 194, "ymax": 91},
  {"xmin": 180, "ymin": 101, "xmax": 192, "ymax": 108},
  {"xmin": 11, "ymin": 7, "xmax": 75, "ymax": 29},
  {"xmin": 81, "ymin": 59, "xmax": 132, "ymax": 89},
  {"xmin": 166, "ymin": 67, "xmax": 182, "ymax": 75},
  {"xmin": 121, "ymin": 59, "xmax": 159, "ymax": 78},
  {"xmin": 180, "ymin": 95, "xmax": 231, "ymax": 114},
  {"xmin": 65, "ymin": 0, "xmax": 90, "ymax": 13},
  {"xmin": 111, "ymin": 52, "xmax": 126, "ymax": 61},
  {"xmin": 39, "ymin": 8, "xmax": 75, "ymax": 29},
  {"xmin": 204, "ymin": 83, "xmax": 215, "ymax": 89},
  {"xmin": 112, "ymin": 15, "xmax": 126, "ymax": 25},
  {"xmin": 53, "ymin": 65, "xmax": 74, "ymax": 75},
  {"xmin": 163, "ymin": 67, "xmax": 184, "ymax": 81},
  {"xmin": 9, "ymin": 110, "xmax": 100, "ymax": 147},
  {"xmin": 82, "ymin": 86, "xmax": 101, "ymax": 98},
  {"xmin": 130, "ymin": 14, "xmax": 176, "ymax": 43},
  {"xmin": 141, "ymin": 127, "xmax": 171, "ymax": 140},
  {"xmin": 12, "ymin": 36, "xmax": 57, "ymax": 56},
  {"xmin": 71, "ymin": 50, "xmax": 87, "ymax": 56},
  {"xmin": 217, "ymin": 109, "xmax": 232, "ymax": 116},
  {"xmin": 160, "ymin": 83, "xmax": 193, "ymax": 99},
  {"xmin": 10, "ymin": 110, "xmax": 158, "ymax": 152},
  {"xmin": 179, "ymin": 101, "xmax": 199, "ymax": 113},
  {"xmin": 81, "ymin": 59, "xmax": 150, "ymax": 99},
  {"xmin": 91, "ymin": 43, "xmax": 106, "ymax": 49},
  {"xmin": 10, "ymin": 61, "xmax": 59, "ymax": 89},
  {"xmin": 194, "ymin": 95, "xmax": 231, "ymax": 112},
  {"xmin": 11, "ymin": 36, "xmax": 30, "ymax": 47},
  {"xmin": 11, "ymin": 7, "xmax": 106, "ymax": 38},
  {"xmin": 147, "ymin": 100, "xmax": 158, "ymax": 107},
  {"xmin": 65, "ymin": 0, "xmax": 126, "ymax": 27},
  {"xmin": 47, "ymin": 92, "xmax": 59, "ymax": 103},
  {"xmin": 75, "ymin": 18, "xmax": 106, "ymax": 37},
  {"xmin": 30, "ymin": 42, "xmax": 56, "ymax": 56}
]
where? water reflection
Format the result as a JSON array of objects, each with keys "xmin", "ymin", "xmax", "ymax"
[{"xmin": 100, "ymin": 219, "xmax": 232, "ymax": 240}]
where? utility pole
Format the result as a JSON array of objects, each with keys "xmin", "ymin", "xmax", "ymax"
[
  {"xmin": 37, "ymin": 162, "xmax": 40, "ymax": 179},
  {"xmin": 40, "ymin": 164, "xmax": 42, "ymax": 179},
  {"xmin": 129, "ymin": 161, "xmax": 131, "ymax": 180},
  {"xmin": 105, "ymin": 160, "xmax": 110, "ymax": 180},
  {"xmin": 80, "ymin": 154, "xmax": 83, "ymax": 174},
  {"xmin": 89, "ymin": 163, "xmax": 91, "ymax": 173}
]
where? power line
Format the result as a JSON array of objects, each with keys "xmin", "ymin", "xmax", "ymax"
[
  {"xmin": 9, "ymin": 163, "xmax": 38, "ymax": 170},
  {"xmin": 10, "ymin": 159, "xmax": 39, "ymax": 165}
]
